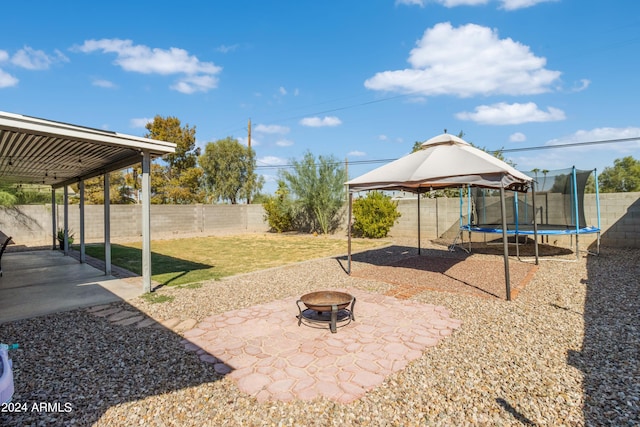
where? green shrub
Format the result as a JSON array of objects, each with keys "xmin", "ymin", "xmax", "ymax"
[
  {"xmin": 262, "ymin": 183, "xmax": 295, "ymax": 232},
  {"xmin": 352, "ymin": 191, "xmax": 401, "ymax": 238},
  {"xmin": 0, "ymin": 191, "xmax": 17, "ymax": 207}
]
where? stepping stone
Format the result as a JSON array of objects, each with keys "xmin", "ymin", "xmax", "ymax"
[
  {"xmin": 136, "ymin": 318, "xmax": 158, "ymax": 328},
  {"xmin": 86, "ymin": 304, "xmax": 113, "ymax": 313},
  {"xmin": 160, "ymin": 317, "xmax": 181, "ymax": 328},
  {"xmin": 92, "ymin": 308, "xmax": 122, "ymax": 317},
  {"xmin": 113, "ymin": 315, "xmax": 145, "ymax": 326},
  {"xmin": 173, "ymin": 319, "xmax": 198, "ymax": 332},
  {"xmin": 108, "ymin": 310, "xmax": 139, "ymax": 322}
]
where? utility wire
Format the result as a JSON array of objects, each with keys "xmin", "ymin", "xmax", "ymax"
[{"xmin": 255, "ymin": 136, "xmax": 640, "ymax": 170}]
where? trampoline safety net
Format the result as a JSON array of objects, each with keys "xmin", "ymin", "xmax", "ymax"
[{"xmin": 469, "ymin": 167, "xmax": 598, "ymax": 234}]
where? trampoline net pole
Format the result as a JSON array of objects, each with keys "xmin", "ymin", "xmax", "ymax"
[{"xmin": 500, "ymin": 183, "xmax": 511, "ymax": 301}]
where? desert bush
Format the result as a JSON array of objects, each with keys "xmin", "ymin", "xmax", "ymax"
[
  {"xmin": 263, "ymin": 182, "xmax": 295, "ymax": 232},
  {"xmin": 352, "ymin": 191, "xmax": 401, "ymax": 238}
]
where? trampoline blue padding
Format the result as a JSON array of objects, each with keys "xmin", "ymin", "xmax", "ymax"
[{"xmin": 460, "ymin": 225, "xmax": 601, "ymax": 236}]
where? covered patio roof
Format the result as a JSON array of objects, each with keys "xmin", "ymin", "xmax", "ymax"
[
  {"xmin": 0, "ymin": 111, "xmax": 175, "ymax": 188},
  {"xmin": 0, "ymin": 110, "xmax": 176, "ymax": 294}
]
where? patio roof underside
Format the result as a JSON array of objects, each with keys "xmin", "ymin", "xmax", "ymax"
[{"xmin": 0, "ymin": 111, "xmax": 175, "ymax": 189}]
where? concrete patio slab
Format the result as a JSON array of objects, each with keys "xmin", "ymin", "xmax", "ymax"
[
  {"xmin": 181, "ymin": 288, "xmax": 462, "ymax": 403},
  {"xmin": 0, "ymin": 250, "xmax": 142, "ymax": 323}
]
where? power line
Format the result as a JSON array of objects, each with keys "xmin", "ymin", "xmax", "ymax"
[
  {"xmin": 500, "ymin": 136, "xmax": 640, "ymax": 153},
  {"xmin": 255, "ymin": 136, "xmax": 640, "ymax": 171}
]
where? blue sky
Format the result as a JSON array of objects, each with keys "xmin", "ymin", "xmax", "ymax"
[{"xmin": 2, "ymin": 0, "xmax": 639, "ymax": 194}]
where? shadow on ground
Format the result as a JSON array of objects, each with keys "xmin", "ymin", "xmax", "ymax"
[
  {"xmin": 570, "ymin": 246, "xmax": 639, "ymax": 425},
  {"xmin": 0, "ymin": 302, "xmax": 224, "ymax": 426},
  {"xmin": 336, "ymin": 242, "xmax": 535, "ymax": 300},
  {"xmin": 80, "ymin": 243, "xmax": 216, "ymax": 288},
  {"xmin": 336, "ymin": 243, "xmax": 472, "ymax": 271}
]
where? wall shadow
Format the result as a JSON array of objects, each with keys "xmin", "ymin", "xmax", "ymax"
[
  {"xmin": 0, "ymin": 299, "xmax": 225, "ymax": 426},
  {"xmin": 570, "ymin": 198, "xmax": 640, "ymax": 425}
]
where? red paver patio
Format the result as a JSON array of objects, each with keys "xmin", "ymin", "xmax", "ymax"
[{"xmin": 181, "ymin": 288, "xmax": 461, "ymax": 403}]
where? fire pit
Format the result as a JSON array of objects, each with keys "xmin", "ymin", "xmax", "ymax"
[{"xmin": 296, "ymin": 291, "xmax": 355, "ymax": 333}]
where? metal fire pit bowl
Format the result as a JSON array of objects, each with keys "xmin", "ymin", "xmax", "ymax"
[{"xmin": 297, "ymin": 291, "xmax": 355, "ymax": 333}]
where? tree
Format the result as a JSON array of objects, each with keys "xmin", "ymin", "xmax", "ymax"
[
  {"xmin": 79, "ymin": 171, "xmax": 136, "ymax": 204},
  {"xmin": 199, "ymin": 137, "xmax": 263, "ymax": 204},
  {"xmin": 598, "ymin": 156, "xmax": 640, "ymax": 193},
  {"xmin": 130, "ymin": 115, "xmax": 206, "ymax": 204},
  {"xmin": 279, "ymin": 151, "xmax": 346, "ymax": 234},
  {"xmin": 145, "ymin": 115, "xmax": 199, "ymax": 178},
  {"xmin": 0, "ymin": 183, "xmax": 60, "ymax": 206}
]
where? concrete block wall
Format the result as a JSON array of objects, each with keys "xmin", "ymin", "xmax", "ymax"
[
  {"xmin": 391, "ymin": 197, "xmax": 464, "ymax": 241},
  {"xmin": 0, "ymin": 192, "xmax": 638, "ymax": 248},
  {"xmin": 598, "ymin": 192, "xmax": 640, "ymax": 248},
  {"xmin": 0, "ymin": 203, "xmax": 271, "ymax": 247},
  {"xmin": 388, "ymin": 192, "xmax": 640, "ymax": 249}
]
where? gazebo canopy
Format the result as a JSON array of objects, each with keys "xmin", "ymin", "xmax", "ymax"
[
  {"xmin": 347, "ymin": 133, "xmax": 532, "ymax": 193},
  {"xmin": 0, "ymin": 111, "xmax": 175, "ymax": 189}
]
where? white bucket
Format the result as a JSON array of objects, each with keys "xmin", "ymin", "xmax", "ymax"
[{"xmin": 0, "ymin": 344, "xmax": 15, "ymax": 403}]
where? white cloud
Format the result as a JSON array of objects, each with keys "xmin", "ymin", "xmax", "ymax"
[
  {"xmin": 0, "ymin": 69, "xmax": 18, "ymax": 88},
  {"xmin": 255, "ymin": 124, "xmax": 290, "ymax": 134},
  {"xmin": 455, "ymin": 102, "xmax": 566, "ymax": 125},
  {"xmin": 74, "ymin": 38, "xmax": 222, "ymax": 94},
  {"xmin": 395, "ymin": 0, "xmax": 556, "ymax": 9},
  {"xmin": 260, "ymin": 173, "xmax": 278, "ymax": 184},
  {"xmin": 171, "ymin": 74, "xmax": 218, "ymax": 94},
  {"xmin": 0, "ymin": 47, "xmax": 69, "ymax": 88},
  {"xmin": 299, "ymin": 116, "xmax": 342, "ymax": 127},
  {"xmin": 378, "ymin": 134, "xmax": 389, "ymax": 141},
  {"xmin": 238, "ymin": 136, "xmax": 260, "ymax": 146},
  {"xmin": 92, "ymin": 79, "xmax": 116, "ymax": 88},
  {"xmin": 11, "ymin": 47, "xmax": 68, "ymax": 70},
  {"xmin": 279, "ymin": 86, "xmax": 287, "ymax": 95},
  {"xmin": 216, "ymin": 44, "xmax": 239, "ymax": 53},
  {"xmin": 547, "ymin": 127, "xmax": 640, "ymax": 150},
  {"xmin": 276, "ymin": 139, "xmax": 294, "ymax": 147},
  {"xmin": 396, "ymin": 0, "xmax": 427, "ymax": 6},
  {"xmin": 258, "ymin": 156, "xmax": 287, "ymax": 166},
  {"xmin": 365, "ymin": 23, "xmax": 561, "ymax": 98},
  {"xmin": 571, "ymin": 79, "xmax": 590, "ymax": 92},
  {"xmin": 500, "ymin": 0, "xmax": 558, "ymax": 11},
  {"xmin": 130, "ymin": 117, "xmax": 153, "ymax": 128},
  {"xmin": 348, "ymin": 150, "xmax": 367, "ymax": 157},
  {"xmin": 509, "ymin": 132, "xmax": 526, "ymax": 142}
]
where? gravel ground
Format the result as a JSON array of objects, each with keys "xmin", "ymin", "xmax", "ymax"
[{"xmin": 1, "ymin": 240, "xmax": 638, "ymax": 426}]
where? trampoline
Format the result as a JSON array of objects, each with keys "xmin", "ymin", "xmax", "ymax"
[{"xmin": 458, "ymin": 167, "xmax": 601, "ymax": 259}]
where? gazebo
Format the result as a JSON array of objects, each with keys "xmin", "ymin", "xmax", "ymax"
[
  {"xmin": 0, "ymin": 111, "xmax": 176, "ymax": 292},
  {"xmin": 345, "ymin": 133, "xmax": 534, "ymax": 300}
]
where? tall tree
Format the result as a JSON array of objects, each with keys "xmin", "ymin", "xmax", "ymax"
[
  {"xmin": 199, "ymin": 137, "xmax": 263, "ymax": 204},
  {"xmin": 137, "ymin": 115, "xmax": 205, "ymax": 204},
  {"xmin": 279, "ymin": 151, "xmax": 346, "ymax": 234},
  {"xmin": 598, "ymin": 156, "xmax": 640, "ymax": 192},
  {"xmin": 145, "ymin": 115, "xmax": 199, "ymax": 178}
]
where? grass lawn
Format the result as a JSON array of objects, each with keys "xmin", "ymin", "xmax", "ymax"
[{"xmin": 82, "ymin": 234, "xmax": 390, "ymax": 287}]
